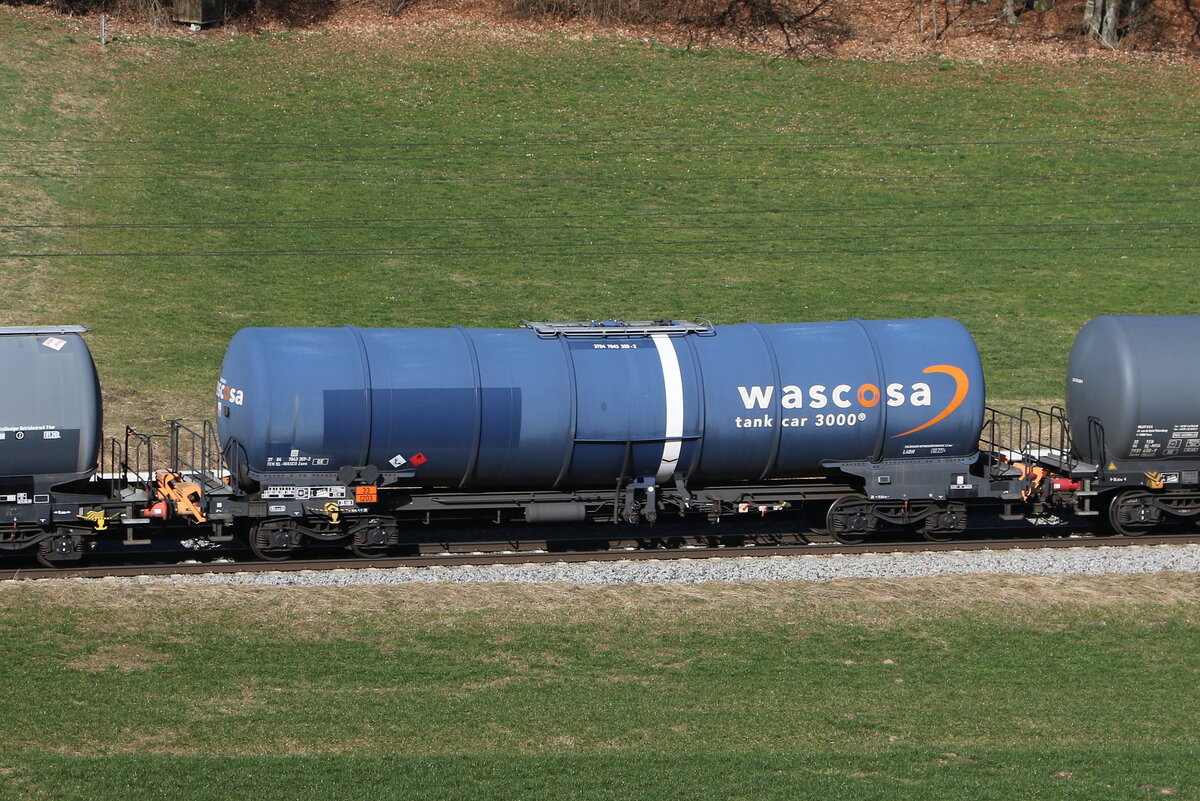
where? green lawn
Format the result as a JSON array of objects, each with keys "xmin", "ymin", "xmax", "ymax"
[
  {"xmin": 3, "ymin": 18, "xmax": 1200, "ymax": 799},
  {"xmin": 0, "ymin": 576, "xmax": 1197, "ymax": 799},
  {"xmin": 3, "ymin": 14, "xmax": 1199, "ymax": 428}
]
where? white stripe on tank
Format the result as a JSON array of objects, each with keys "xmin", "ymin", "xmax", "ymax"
[{"xmin": 651, "ymin": 333, "xmax": 684, "ymax": 483}]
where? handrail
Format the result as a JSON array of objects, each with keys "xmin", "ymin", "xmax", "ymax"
[
  {"xmin": 979, "ymin": 405, "xmax": 1082, "ymax": 473},
  {"xmin": 522, "ymin": 319, "xmax": 714, "ymax": 338},
  {"xmin": 167, "ymin": 419, "xmax": 228, "ymax": 491},
  {"xmin": 105, "ymin": 421, "xmax": 228, "ymax": 490}
]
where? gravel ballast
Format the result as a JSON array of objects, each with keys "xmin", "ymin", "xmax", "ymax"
[{"xmin": 119, "ymin": 544, "xmax": 1200, "ymax": 587}]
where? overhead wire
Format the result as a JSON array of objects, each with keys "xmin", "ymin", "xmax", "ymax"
[
  {"xmin": 2, "ymin": 217, "xmax": 1198, "ymax": 234},
  {"xmin": 0, "ymin": 130, "xmax": 1196, "ymax": 169},
  {"xmin": 0, "ymin": 126, "xmax": 1196, "ymax": 150},
  {"xmin": 4, "ymin": 195, "xmax": 1198, "ymax": 231},
  {"xmin": 6, "ymin": 232, "xmax": 1198, "ymax": 260},
  {"xmin": 3, "ymin": 141, "xmax": 1198, "ymax": 169}
]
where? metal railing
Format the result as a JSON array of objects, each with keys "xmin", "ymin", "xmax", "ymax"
[
  {"xmin": 522, "ymin": 319, "xmax": 715, "ymax": 338},
  {"xmin": 100, "ymin": 427, "xmax": 163, "ymax": 485},
  {"xmin": 979, "ymin": 405, "xmax": 1081, "ymax": 473},
  {"xmin": 102, "ymin": 421, "xmax": 228, "ymax": 492},
  {"xmin": 167, "ymin": 419, "xmax": 228, "ymax": 492}
]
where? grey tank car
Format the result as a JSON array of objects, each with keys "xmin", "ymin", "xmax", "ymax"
[{"xmin": 0, "ymin": 326, "xmax": 101, "ymax": 493}]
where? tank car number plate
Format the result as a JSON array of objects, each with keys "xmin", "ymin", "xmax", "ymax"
[{"xmin": 261, "ymin": 486, "xmax": 347, "ymax": 500}]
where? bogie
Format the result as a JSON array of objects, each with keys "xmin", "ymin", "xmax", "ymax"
[
  {"xmin": 826, "ymin": 494, "xmax": 876, "ymax": 545},
  {"xmin": 35, "ymin": 532, "xmax": 88, "ymax": 568},
  {"xmin": 247, "ymin": 519, "xmax": 301, "ymax": 561}
]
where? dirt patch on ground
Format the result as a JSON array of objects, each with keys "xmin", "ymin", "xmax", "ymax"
[
  {"xmin": 63, "ymin": 643, "xmax": 174, "ymax": 671},
  {"xmin": 3, "ymin": 571, "xmax": 1199, "ymax": 627}
]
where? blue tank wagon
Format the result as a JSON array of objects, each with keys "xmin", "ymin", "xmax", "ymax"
[{"xmin": 214, "ymin": 318, "xmax": 992, "ymax": 556}]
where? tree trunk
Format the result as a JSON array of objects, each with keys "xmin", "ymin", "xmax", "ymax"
[
  {"xmin": 1101, "ymin": 0, "xmax": 1122, "ymax": 45},
  {"xmin": 1082, "ymin": 0, "xmax": 1128, "ymax": 46},
  {"xmin": 1082, "ymin": 0, "xmax": 1103, "ymax": 37}
]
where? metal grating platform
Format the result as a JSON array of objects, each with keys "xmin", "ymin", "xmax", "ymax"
[{"xmin": 521, "ymin": 319, "xmax": 715, "ymax": 338}]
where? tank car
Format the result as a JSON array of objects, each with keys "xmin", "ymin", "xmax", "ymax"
[
  {"xmin": 1062, "ymin": 315, "xmax": 1200, "ymax": 534},
  {"xmin": 973, "ymin": 315, "xmax": 1200, "ymax": 537},
  {"xmin": 211, "ymin": 318, "xmax": 995, "ymax": 557},
  {"xmin": 0, "ymin": 326, "xmax": 226, "ymax": 566},
  {"xmin": 0, "ymin": 326, "xmax": 108, "ymax": 563},
  {"xmin": 0, "ymin": 326, "xmax": 101, "ymax": 486}
]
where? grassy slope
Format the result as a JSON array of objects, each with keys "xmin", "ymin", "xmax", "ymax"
[
  {"xmin": 0, "ymin": 576, "xmax": 1198, "ymax": 800},
  {"xmin": 3, "ymin": 19, "xmax": 1199, "ymax": 427},
  {"xmin": 2, "ymin": 16, "xmax": 1200, "ymax": 800},
  {"xmin": 0, "ymin": 12, "xmax": 113, "ymax": 319}
]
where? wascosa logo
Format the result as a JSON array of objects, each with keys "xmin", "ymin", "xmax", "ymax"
[
  {"xmin": 216, "ymin": 377, "xmax": 245, "ymax": 406},
  {"xmin": 737, "ymin": 364, "xmax": 969, "ymax": 437}
]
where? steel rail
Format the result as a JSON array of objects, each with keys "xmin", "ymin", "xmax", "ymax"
[{"xmin": 2, "ymin": 532, "xmax": 1197, "ymax": 582}]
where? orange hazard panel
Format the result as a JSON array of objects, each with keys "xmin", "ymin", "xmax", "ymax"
[{"xmin": 355, "ymin": 485, "xmax": 378, "ymax": 503}]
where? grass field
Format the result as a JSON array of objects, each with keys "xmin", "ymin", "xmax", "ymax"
[
  {"xmin": 1, "ymin": 575, "xmax": 1198, "ymax": 800},
  {"xmin": 3, "ymin": 11, "xmax": 1200, "ymax": 800},
  {"xmin": 3, "ymin": 11, "xmax": 1200, "ymax": 428}
]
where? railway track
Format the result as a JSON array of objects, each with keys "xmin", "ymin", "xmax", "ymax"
[{"xmin": 3, "ymin": 531, "xmax": 1197, "ymax": 582}]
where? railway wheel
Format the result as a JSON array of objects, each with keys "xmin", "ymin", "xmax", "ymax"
[
  {"xmin": 348, "ymin": 518, "xmax": 398, "ymax": 558},
  {"xmin": 920, "ymin": 504, "xmax": 967, "ymax": 543},
  {"xmin": 1106, "ymin": 489, "xmax": 1161, "ymax": 537},
  {"xmin": 248, "ymin": 519, "xmax": 300, "ymax": 561},
  {"xmin": 36, "ymin": 533, "xmax": 86, "ymax": 568},
  {"xmin": 826, "ymin": 494, "xmax": 876, "ymax": 545}
]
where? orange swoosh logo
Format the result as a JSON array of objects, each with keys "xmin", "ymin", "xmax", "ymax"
[{"xmin": 892, "ymin": 365, "xmax": 969, "ymax": 438}]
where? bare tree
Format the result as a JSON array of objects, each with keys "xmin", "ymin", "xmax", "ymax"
[
  {"xmin": 676, "ymin": 0, "xmax": 850, "ymax": 55},
  {"xmin": 1000, "ymin": 0, "xmax": 1032, "ymax": 25},
  {"xmin": 1083, "ymin": 0, "xmax": 1138, "ymax": 46},
  {"xmin": 704, "ymin": 0, "xmax": 836, "ymax": 51}
]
